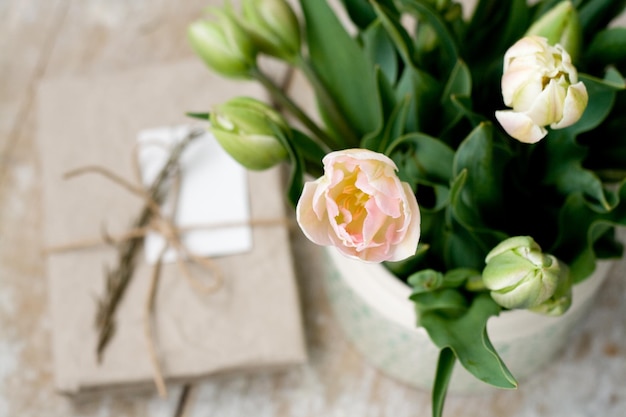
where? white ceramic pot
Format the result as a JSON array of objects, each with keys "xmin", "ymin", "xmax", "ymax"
[{"xmin": 324, "ymin": 247, "xmax": 612, "ymax": 394}]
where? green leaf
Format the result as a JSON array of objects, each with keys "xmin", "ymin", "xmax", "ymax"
[
  {"xmin": 466, "ymin": 0, "xmax": 504, "ymax": 41},
  {"xmin": 452, "ymin": 124, "xmax": 495, "ymax": 198},
  {"xmin": 339, "ymin": 0, "xmax": 399, "ymax": 29},
  {"xmin": 586, "ymin": 27, "xmax": 626, "ymax": 69},
  {"xmin": 443, "ymin": 217, "xmax": 492, "ymax": 269},
  {"xmin": 466, "ymin": 0, "xmax": 529, "ymax": 62},
  {"xmin": 432, "ymin": 347, "xmax": 456, "ymax": 417},
  {"xmin": 412, "ymin": 288, "xmax": 468, "ymax": 318},
  {"xmin": 409, "ymin": 267, "xmax": 477, "ymax": 294},
  {"xmin": 444, "ymin": 268, "xmax": 481, "ymax": 288},
  {"xmin": 419, "ymin": 209, "xmax": 448, "ymax": 266},
  {"xmin": 573, "ymin": 70, "xmax": 625, "ymax": 134},
  {"xmin": 499, "ymin": 0, "xmax": 532, "ymax": 49},
  {"xmin": 185, "ymin": 112, "xmax": 210, "ymax": 120},
  {"xmin": 395, "ymin": 66, "xmax": 441, "ymax": 133},
  {"xmin": 553, "ymin": 180, "xmax": 626, "ymax": 282},
  {"xmin": 417, "ymin": 293, "xmax": 518, "ymax": 389},
  {"xmin": 387, "ymin": 132, "xmax": 455, "ymax": 185},
  {"xmin": 339, "ymin": 0, "xmax": 377, "ymax": 28},
  {"xmin": 532, "ymin": 0, "xmax": 570, "ymax": 18},
  {"xmin": 602, "ymin": 66, "xmax": 626, "ymax": 86},
  {"xmin": 440, "ymin": 59, "xmax": 472, "ymax": 133},
  {"xmin": 301, "ymin": 0, "xmax": 381, "ymax": 138},
  {"xmin": 361, "ymin": 67, "xmax": 398, "ymax": 152},
  {"xmin": 291, "ymin": 129, "xmax": 326, "ymax": 176},
  {"xmin": 361, "ymin": 20, "xmax": 399, "ymax": 84},
  {"xmin": 581, "ymin": 85, "xmax": 626, "ymax": 179},
  {"xmin": 291, "ymin": 129, "xmax": 327, "ymax": 161},
  {"xmin": 578, "ymin": 0, "xmax": 626, "ymax": 42},
  {"xmin": 450, "ymin": 95, "xmax": 486, "ymax": 127},
  {"xmin": 446, "ymin": 169, "xmax": 508, "ymax": 267},
  {"xmin": 380, "ymin": 95, "xmax": 412, "ymax": 153},
  {"xmin": 269, "ymin": 123, "xmax": 303, "ymax": 207},
  {"xmin": 442, "ymin": 60, "xmax": 472, "ymax": 106},
  {"xmin": 453, "ymin": 123, "xmax": 510, "ymax": 220},
  {"xmin": 408, "ymin": 269, "xmax": 444, "ymax": 294},
  {"xmin": 371, "ymin": 0, "xmax": 418, "ymax": 68},
  {"xmin": 542, "ymin": 129, "xmax": 614, "ymax": 211},
  {"xmin": 397, "ymin": 0, "xmax": 459, "ymax": 75},
  {"xmin": 384, "ymin": 242, "xmax": 430, "ymax": 277}
]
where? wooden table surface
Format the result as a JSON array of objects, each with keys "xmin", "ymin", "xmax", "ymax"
[{"xmin": 1, "ymin": 1, "xmax": 625, "ymax": 416}]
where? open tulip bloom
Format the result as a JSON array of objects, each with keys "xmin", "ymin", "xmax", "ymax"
[
  {"xmin": 495, "ymin": 35, "xmax": 589, "ymax": 143},
  {"xmin": 296, "ymin": 149, "xmax": 421, "ymax": 263},
  {"xmin": 189, "ymin": 0, "xmax": 626, "ymax": 416}
]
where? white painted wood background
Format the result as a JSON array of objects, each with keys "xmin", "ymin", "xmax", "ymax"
[{"xmin": 1, "ymin": 0, "xmax": 624, "ymax": 416}]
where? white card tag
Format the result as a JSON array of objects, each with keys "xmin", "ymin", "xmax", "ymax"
[{"xmin": 137, "ymin": 125, "xmax": 252, "ymax": 264}]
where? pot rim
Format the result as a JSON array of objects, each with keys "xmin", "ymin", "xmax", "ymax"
[{"xmin": 326, "ymin": 247, "xmax": 613, "ymax": 341}]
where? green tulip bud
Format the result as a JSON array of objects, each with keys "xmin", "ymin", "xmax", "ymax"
[
  {"xmin": 241, "ymin": 0, "xmax": 301, "ymax": 61},
  {"xmin": 482, "ymin": 236, "xmax": 560, "ymax": 310},
  {"xmin": 210, "ymin": 97, "xmax": 289, "ymax": 170},
  {"xmin": 187, "ymin": 8, "xmax": 257, "ymax": 78},
  {"xmin": 526, "ymin": 0, "xmax": 582, "ymax": 61},
  {"xmin": 530, "ymin": 264, "xmax": 572, "ymax": 316}
]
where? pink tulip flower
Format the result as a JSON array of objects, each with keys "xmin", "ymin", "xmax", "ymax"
[{"xmin": 296, "ymin": 149, "xmax": 420, "ymax": 263}]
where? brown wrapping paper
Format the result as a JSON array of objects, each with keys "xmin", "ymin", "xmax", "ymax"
[{"xmin": 36, "ymin": 59, "xmax": 307, "ymax": 395}]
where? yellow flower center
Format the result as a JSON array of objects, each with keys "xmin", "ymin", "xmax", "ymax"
[{"xmin": 334, "ymin": 169, "xmax": 370, "ymax": 237}]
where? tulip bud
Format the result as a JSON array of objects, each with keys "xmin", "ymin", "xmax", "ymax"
[
  {"xmin": 187, "ymin": 8, "xmax": 257, "ymax": 78},
  {"xmin": 526, "ymin": 0, "xmax": 581, "ymax": 62},
  {"xmin": 241, "ymin": 0, "xmax": 301, "ymax": 61},
  {"xmin": 209, "ymin": 97, "xmax": 289, "ymax": 170},
  {"xmin": 495, "ymin": 35, "xmax": 588, "ymax": 144},
  {"xmin": 482, "ymin": 236, "xmax": 560, "ymax": 310},
  {"xmin": 530, "ymin": 264, "xmax": 572, "ymax": 316}
]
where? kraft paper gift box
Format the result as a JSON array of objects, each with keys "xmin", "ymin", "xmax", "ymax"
[{"xmin": 36, "ymin": 59, "xmax": 307, "ymax": 395}]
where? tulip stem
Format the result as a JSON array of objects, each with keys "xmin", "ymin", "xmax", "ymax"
[
  {"xmin": 294, "ymin": 55, "xmax": 360, "ymax": 147},
  {"xmin": 251, "ymin": 67, "xmax": 339, "ymax": 150}
]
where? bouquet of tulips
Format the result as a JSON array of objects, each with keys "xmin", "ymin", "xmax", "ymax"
[{"xmin": 187, "ymin": 0, "xmax": 626, "ymax": 415}]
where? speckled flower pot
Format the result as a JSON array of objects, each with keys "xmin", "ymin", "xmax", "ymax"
[{"xmin": 324, "ymin": 247, "xmax": 612, "ymax": 394}]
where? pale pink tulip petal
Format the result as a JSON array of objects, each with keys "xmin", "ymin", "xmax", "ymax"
[
  {"xmin": 296, "ymin": 182, "xmax": 333, "ymax": 246},
  {"xmin": 362, "ymin": 199, "xmax": 391, "ymax": 246},
  {"xmin": 387, "ymin": 182, "xmax": 421, "ymax": 261},
  {"xmin": 296, "ymin": 149, "xmax": 420, "ymax": 263}
]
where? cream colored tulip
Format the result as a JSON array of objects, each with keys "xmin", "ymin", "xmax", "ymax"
[{"xmin": 495, "ymin": 36, "xmax": 588, "ymax": 144}]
